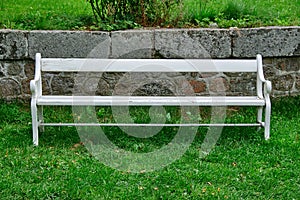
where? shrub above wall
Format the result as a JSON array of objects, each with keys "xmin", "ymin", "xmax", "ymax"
[{"xmin": 0, "ymin": 27, "xmax": 299, "ymax": 100}]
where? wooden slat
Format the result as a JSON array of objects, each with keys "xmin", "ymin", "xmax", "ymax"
[
  {"xmin": 37, "ymin": 96, "xmax": 265, "ymax": 106},
  {"xmin": 41, "ymin": 59, "xmax": 257, "ymax": 72},
  {"xmin": 39, "ymin": 122, "xmax": 262, "ymax": 127}
]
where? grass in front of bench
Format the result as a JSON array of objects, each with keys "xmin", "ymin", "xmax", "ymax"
[
  {"xmin": 1, "ymin": 0, "xmax": 299, "ymax": 30},
  {"xmin": 0, "ymin": 96, "xmax": 299, "ymax": 199}
]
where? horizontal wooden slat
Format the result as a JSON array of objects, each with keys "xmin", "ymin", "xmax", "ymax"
[
  {"xmin": 39, "ymin": 122, "xmax": 262, "ymax": 127},
  {"xmin": 41, "ymin": 59, "xmax": 257, "ymax": 72},
  {"xmin": 37, "ymin": 96, "xmax": 265, "ymax": 106}
]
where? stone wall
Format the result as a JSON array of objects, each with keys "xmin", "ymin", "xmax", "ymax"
[{"xmin": 0, "ymin": 27, "xmax": 299, "ymax": 100}]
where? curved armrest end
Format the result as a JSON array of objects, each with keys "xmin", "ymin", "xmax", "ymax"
[
  {"xmin": 30, "ymin": 80, "xmax": 37, "ymax": 95},
  {"xmin": 265, "ymin": 81, "xmax": 272, "ymax": 94}
]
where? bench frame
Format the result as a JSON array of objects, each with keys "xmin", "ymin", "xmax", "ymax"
[{"xmin": 30, "ymin": 53, "xmax": 271, "ymax": 146}]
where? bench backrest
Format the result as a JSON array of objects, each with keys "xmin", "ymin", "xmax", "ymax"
[
  {"xmin": 34, "ymin": 53, "xmax": 264, "ymax": 97},
  {"xmin": 40, "ymin": 58, "xmax": 258, "ymax": 72}
]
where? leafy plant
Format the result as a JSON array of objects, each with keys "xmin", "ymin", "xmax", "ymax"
[
  {"xmin": 86, "ymin": 0, "xmax": 183, "ymax": 27},
  {"xmin": 185, "ymin": 0, "xmax": 218, "ymax": 22},
  {"xmin": 222, "ymin": 0, "xmax": 256, "ymax": 20}
]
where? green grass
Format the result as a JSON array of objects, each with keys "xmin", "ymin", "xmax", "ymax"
[
  {"xmin": 0, "ymin": 0, "xmax": 299, "ymax": 30},
  {"xmin": 183, "ymin": 0, "xmax": 300, "ymax": 27},
  {"xmin": 0, "ymin": 96, "xmax": 299, "ymax": 199},
  {"xmin": 0, "ymin": 0, "xmax": 94, "ymax": 30}
]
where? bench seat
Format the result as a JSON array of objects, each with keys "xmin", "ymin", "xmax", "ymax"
[{"xmin": 37, "ymin": 96, "xmax": 265, "ymax": 106}]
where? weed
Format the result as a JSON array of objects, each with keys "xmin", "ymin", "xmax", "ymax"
[{"xmin": 222, "ymin": 0, "xmax": 255, "ymax": 20}]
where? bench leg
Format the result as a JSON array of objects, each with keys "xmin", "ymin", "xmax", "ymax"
[
  {"xmin": 31, "ymin": 99, "xmax": 39, "ymax": 146},
  {"xmin": 38, "ymin": 105, "xmax": 44, "ymax": 132},
  {"xmin": 264, "ymin": 101, "xmax": 271, "ymax": 140},
  {"xmin": 257, "ymin": 106, "xmax": 263, "ymax": 131}
]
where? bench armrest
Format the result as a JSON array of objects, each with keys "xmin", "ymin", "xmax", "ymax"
[
  {"xmin": 30, "ymin": 79, "xmax": 40, "ymax": 97},
  {"xmin": 257, "ymin": 54, "xmax": 268, "ymax": 83},
  {"xmin": 264, "ymin": 80, "xmax": 272, "ymax": 94},
  {"xmin": 256, "ymin": 54, "xmax": 272, "ymax": 98},
  {"xmin": 31, "ymin": 53, "xmax": 42, "ymax": 97}
]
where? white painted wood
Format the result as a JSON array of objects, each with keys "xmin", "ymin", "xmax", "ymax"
[
  {"xmin": 30, "ymin": 53, "xmax": 42, "ymax": 98},
  {"xmin": 31, "ymin": 53, "xmax": 42, "ymax": 146},
  {"xmin": 256, "ymin": 54, "xmax": 264, "ymax": 99},
  {"xmin": 38, "ymin": 105, "xmax": 44, "ymax": 133},
  {"xmin": 264, "ymin": 82, "xmax": 272, "ymax": 140},
  {"xmin": 257, "ymin": 106, "xmax": 263, "ymax": 131},
  {"xmin": 30, "ymin": 53, "xmax": 272, "ymax": 145},
  {"xmin": 31, "ymin": 98, "xmax": 38, "ymax": 146},
  {"xmin": 39, "ymin": 122, "xmax": 261, "ymax": 127},
  {"xmin": 41, "ymin": 58, "xmax": 257, "ymax": 72},
  {"xmin": 37, "ymin": 96, "xmax": 265, "ymax": 106}
]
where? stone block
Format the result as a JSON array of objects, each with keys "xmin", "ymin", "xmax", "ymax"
[
  {"xmin": 95, "ymin": 79, "xmax": 111, "ymax": 96},
  {"xmin": 208, "ymin": 77, "xmax": 229, "ymax": 92},
  {"xmin": 113, "ymin": 73, "xmax": 178, "ymax": 96},
  {"xmin": 227, "ymin": 72, "xmax": 256, "ymax": 95},
  {"xmin": 0, "ymin": 78, "xmax": 21, "ymax": 97},
  {"xmin": 132, "ymin": 81, "xmax": 175, "ymax": 96},
  {"xmin": 28, "ymin": 31, "xmax": 111, "ymax": 58},
  {"xmin": 41, "ymin": 75, "xmax": 52, "ymax": 95},
  {"xmin": 231, "ymin": 27, "xmax": 300, "ymax": 57},
  {"xmin": 262, "ymin": 58, "xmax": 273, "ymax": 65},
  {"xmin": 189, "ymin": 80, "xmax": 206, "ymax": 93},
  {"xmin": 272, "ymin": 74, "xmax": 294, "ymax": 91},
  {"xmin": 111, "ymin": 30, "xmax": 154, "ymax": 58},
  {"xmin": 275, "ymin": 57, "xmax": 300, "ymax": 72},
  {"xmin": 155, "ymin": 28, "xmax": 231, "ymax": 58},
  {"xmin": 0, "ymin": 30, "xmax": 28, "ymax": 59},
  {"xmin": 24, "ymin": 61, "xmax": 35, "ymax": 80},
  {"xmin": 0, "ymin": 60, "xmax": 36, "ymax": 98},
  {"xmin": 21, "ymin": 79, "xmax": 31, "ymax": 96},
  {"xmin": 51, "ymin": 74, "xmax": 75, "ymax": 95},
  {"xmin": 7, "ymin": 62, "xmax": 23, "ymax": 76},
  {"xmin": 263, "ymin": 65, "xmax": 277, "ymax": 78},
  {"xmin": 1, "ymin": 61, "xmax": 27, "ymax": 78}
]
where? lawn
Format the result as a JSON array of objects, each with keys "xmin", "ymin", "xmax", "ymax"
[
  {"xmin": 0, "ymin": 96, "xmax": 299, "ymax": 199},
  {"xmin": 0, "ymin": 0, "xmax": 94, "ymax": 30},
  {"xmin": 0, "ymin": 0, "xmax": 299, "ymax": 30}
]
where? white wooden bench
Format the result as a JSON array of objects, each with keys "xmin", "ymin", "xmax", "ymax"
[{"xmin": 30, "ymin": 53, "xmax": 271, "ymax": 145}]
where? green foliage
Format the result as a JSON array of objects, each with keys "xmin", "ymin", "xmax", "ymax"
[
  {"xmin": 86, "ymin": 0, "xmax": 142, "ymax": 22},
  {"xmin": 183, "ymin": 0, "xmax": 299, "ymax": 28},
  {"xmin": 0, "ymin": 101, "xmax": 29, "ymax": 124},
  {"xmin": 184, "ymin": 0, "xmax": 218, "ymax": 22},
  {"xmin": 0, "ymin": 0, "xmax": 299, "ymax": 30},
  {"xmin": 86, "ymin": 0, "xmax": 183, "ymax": 29},
  {"xmin": 222, "ymin": 0, "xmax": 256, "ymax": 20},
  {"xmin": 0, "ymin": 0, "xmax": 94, "ymax": 30},
  {"xmin": 97, "ymin": 20, "xmax": 141, "ymax": 31}
]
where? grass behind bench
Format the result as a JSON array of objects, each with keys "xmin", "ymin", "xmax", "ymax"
[
  {"xmin": 0, "ymin": 0, "xmax": 299, "ymax": 30},
  {"xmin": 0, "ymin": 96, "xmax": 299, "ymax": 199},
  {"xmin": 0, "ymin": 0, "xmax": 93, "ymax": 30}
]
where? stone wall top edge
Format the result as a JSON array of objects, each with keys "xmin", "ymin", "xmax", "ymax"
[
  {"xmin": 0, "ymin": 29, "xmax": 29, "ymax": 33},
  {"xmin": 0, "ymin": 29, "xmax": 110, "ymax": 35},
  {"xmin": 1, "ymin": 26, "xmax": 299, "ymax": 33},
  {"xmin": 230, "ymin": 26, "xmax": 299, "ymax": 31},
  {"xmin": 27, "ymin": 30, "xmax": 110, "ymax": 35},
  {"xmin": 112, "ymin": 29, "xmax": 155, "ymax": 33}
]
